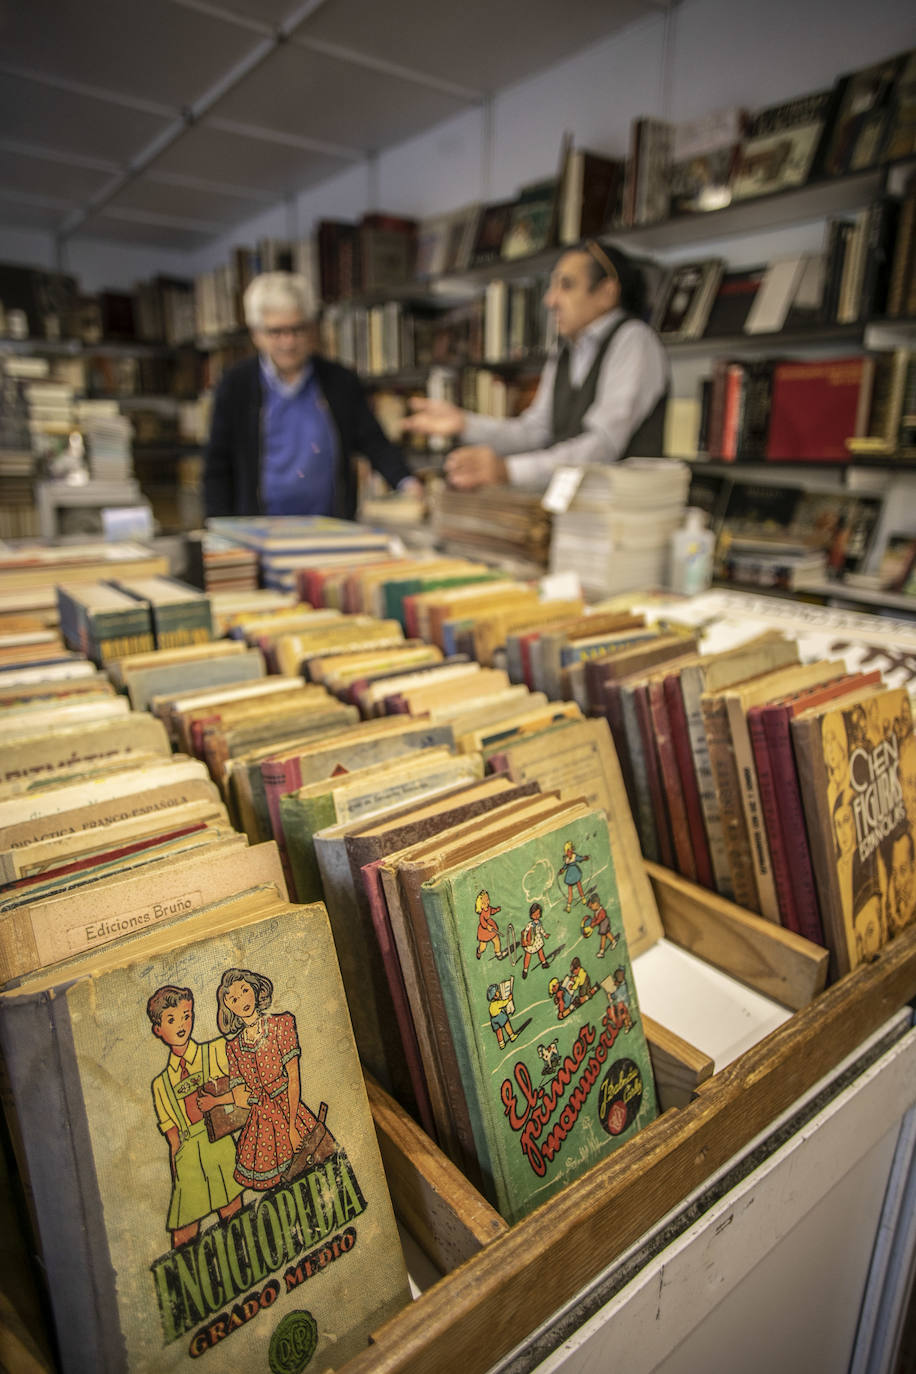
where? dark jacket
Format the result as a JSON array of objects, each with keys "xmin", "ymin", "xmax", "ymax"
[{"xmin": 203, "ymin": 353, "xmax": 412, "ymax": 519}]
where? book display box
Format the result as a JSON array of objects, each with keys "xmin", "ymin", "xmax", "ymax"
[{"xmin": 5, "ymin": 860, "xmax": 915, "ymax": 1373}]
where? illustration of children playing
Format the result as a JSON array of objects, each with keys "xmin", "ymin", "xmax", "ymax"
[
  {"xmin": 521, "ymin": 901, "xmax": 550, "ymax": 979},
  {"xmin": 559, "ymin": 841, "xmax": 590, "ymax": 911},
  {"xmin": 147, "ymin": 984, "xmax": 244, "ymax": 1248},
  {"xmin": 475, "ymin": 889, "xmax": 508, "ymax": 960},
  {"xmin": 583, "ymin": 892, "xmax": 618, "ymax": 959},
  {"xmin": 548, "ymin": 976, "xmax": 575, "ymax": 1020},
  {"xmin": 487, "ymin": 980, "xmax": 518, "ymax": 1049},
  {"xmin": 567, "ymin": 956, "xmax": 597, "ymax": 1005},
  {"xmin": 608, "ymin": 967, "xmax": 633, "ymax": 1030},
  {"xmin": 213, "ymin": 967, "xmax": 321, "ymax": 1192}
]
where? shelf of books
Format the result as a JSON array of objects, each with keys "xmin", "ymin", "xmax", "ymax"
[{"xmin": 1, "ymin": 525, "xmax": 916, "ymax": 1373}]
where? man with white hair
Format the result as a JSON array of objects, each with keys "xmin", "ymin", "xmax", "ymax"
[{"xmin": 204, "ymin": 271, "xmax": 420, "ymax": 518}]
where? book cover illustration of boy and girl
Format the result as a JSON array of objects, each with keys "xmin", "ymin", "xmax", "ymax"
[{"xmin": 147, "ymin": 966, "xmax": 335, "ymax": 1249}]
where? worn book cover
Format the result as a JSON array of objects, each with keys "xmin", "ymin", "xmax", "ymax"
[
  {"xmin": 0, "ymin": 897, "xmax": 409, "ymax": 1373},
  {"xmin": 791, "ymin": 685, "xmax": 916, "ymax": 978},
  {"xmin": 420, "ymin": 808, "xmax": 658, "ymax": 1223}
]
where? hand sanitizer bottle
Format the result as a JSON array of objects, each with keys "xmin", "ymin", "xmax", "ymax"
[{"xmin": 669, "ymin": 507, "xmax": 714, "ymax": 596}]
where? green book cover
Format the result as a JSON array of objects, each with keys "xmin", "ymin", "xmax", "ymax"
[
  {"xmin": 421, "ymin": 808, "xmax": 658, "ymax": 1224},
  {"xmin": 381, "ymin": 572, "xmax": 499, "ymax": 627},
  {"xmin": 0, "ymin": 899, "xmax": 409, "ymax": 1374}
]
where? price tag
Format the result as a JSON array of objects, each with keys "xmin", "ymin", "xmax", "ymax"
[{"xmin": 541, "ymin": 465, "xmax": 584, "ymax": 514}]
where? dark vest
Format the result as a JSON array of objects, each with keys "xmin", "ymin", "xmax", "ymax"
[{"xmin": 551, "ymin": 315, "xmax": 668, "ymax": 457}]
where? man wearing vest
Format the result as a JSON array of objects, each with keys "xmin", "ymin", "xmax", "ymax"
[{"xmin": 403, "ymin": 240, "xmax": 668, "ymax": 489}]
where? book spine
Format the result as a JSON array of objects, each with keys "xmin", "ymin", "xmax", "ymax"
[
  {"xmin": 602, "ymin": 680, "xmax": 639, "ymax": 819},
  {"xmin": 748, "ymin": 707, "xmax": 801, "ymax": 932},
  {"xmin": 887, "ymin": 191, "xmax": 916, "ymax": 317},
  {"xmin": 277, "ymin": 790, "xmax": 335, "ymax": 905},
  {"xmin": 788, "ymin": 718, "xmax": 851, "ymax": 979},
  {"xmin": 664, "ymin": 676, "xmax": 715, "ymax": 889},
  {"xmin": 0, "ymin": 995, "xmax": 113, "ymax": 1371},
  {"xmin": 361, "ymin": 863, "xmax": 436, "ymax": 1139},
  {"xmin": 707, "ymin": 358, "xmax": 731, "ymax": 460},
  {"xmin": 763, "ymin": 708, "xmax": 826, "ymax": 948},
  {"xmin": 719, "ymin": 364, "xmax": 745, "ymax": 462},
  {"xmin": 648, "ymin": 679, "xmax": 697, "ymax": 881},
  {"xmin": 620, "ymin": 686, "xmax": 660, "ymax": 862},
  {"xmin": 725, "ymin": 694, "xmax": 780, "ymax": 923},
  {"xmin": 633, "ymin": 684, "xmax": 676, "ymax": 870},
  {"xmin": 419, "ymin": 880, "xmax": 500, "ymax": 1200},
  {"xmin": 680, "ymin": 670, "xmax": 734, "ymax": 898},
  {"xmin": 701, "ymin": 696, "xmax": 760, "ymax": 911}
]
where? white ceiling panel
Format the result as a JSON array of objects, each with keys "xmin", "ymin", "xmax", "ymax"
[
  {"xmin": 148, "ymin": 123, "xmax": 354, "ymax": 198},
  {"xmin": 0, "ymin": 0, "xmax": 256, "ymax": 110},
  {"xmin": 293, "ymin": 0, "xmax": 653, "ymax": 92},
  {"xmin": 0, "ymin": 74, "xmax": 171, "ymax": 164},
  {"xmin": 0, "ymin": 149, "xmax": 112, "ymax": 206},
  {"xmin": 206, "ymin": 43, "xmax": 472, "ymax": 152},
  {"xmin": 108, "ymin": 175, "xmax": 273, "ymax": 227},
  {"xmin": 0, "ymin": 195, "xmax": 70, "ymax": 234},
  {"xmin": 80, "ymin": 211, "xmax": 215, "ymax": 253}
]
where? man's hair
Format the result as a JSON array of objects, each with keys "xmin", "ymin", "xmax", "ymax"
[
  {"xmin": 243, "ymin": 271, "xmax": 315, "ymax": 329},
  {"xmin": 575, "ymin": 240, "xmax": 647, "ymax": 317},
  {"xmin": 147, "ymin": 985, "xmax": 193, "ymax": 1027}
]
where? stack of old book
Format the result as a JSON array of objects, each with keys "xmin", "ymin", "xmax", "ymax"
[
  {"xmin": 0, "ymin": 539, "xmax": 169, "ymax": 618},
  {"xmin": 185, "ymin": 528, "xmax": 259, "ymax": 594},
  {"xmin": 430, "ymin": 486, "xmax": 552, "ymax": 572},
  {"xmin": 112, "ymin": 574, "xmax": 214, "ymax": 648},
  {"xmin": 0, "ymin": 632, "xmax": 412, "ymax": 1374},
  {"xmin": 205, "ymin": 515, "xmax": 395, "ymax": 591},
  {"xmin": 549, "ymin": 459, "xmax": 691, "ymax": 597}
]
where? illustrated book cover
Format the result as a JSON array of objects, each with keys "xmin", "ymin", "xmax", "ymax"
[
  {"xmin": 0, "ymin": 893, "xmax": 409, "ymax": 1373},
  {"xmin": 791, "ymin": 684, "xmax": 916, "ymax": 977},
  {"xmin": 419, "ymin": 808, "xmax": 658, "ymax": 1223}
]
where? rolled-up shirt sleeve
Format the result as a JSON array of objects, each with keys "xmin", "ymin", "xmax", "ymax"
[{"xmin": 465, "ymin": 320, "xmax": 669, "ymax": 490}]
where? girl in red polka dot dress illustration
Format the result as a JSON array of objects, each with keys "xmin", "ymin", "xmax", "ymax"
[{"xmin": 216, "ymin": 966, "xmax": 319, "ymax": 1191}]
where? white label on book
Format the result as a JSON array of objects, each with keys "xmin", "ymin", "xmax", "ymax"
[
  {"xmin": 51, "ymin": 889, "xmax": 204, "ymax": 962},
  {"xmin": 542, "ymin": 465, "xmax": 584, "ymax": 513},
  {"xmin": 539, "ymin": 570, "xmax": 583, "ymax": 601}
]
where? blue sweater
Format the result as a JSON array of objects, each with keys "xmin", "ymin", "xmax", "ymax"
[{"xmin": 260, "ymin": 360, "xmax": 336, "ymax": 516}]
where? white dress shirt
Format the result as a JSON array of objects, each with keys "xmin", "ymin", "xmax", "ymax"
[{"xmin": 461, "ymin": 308, "xmax": 669, "ymax": 490}]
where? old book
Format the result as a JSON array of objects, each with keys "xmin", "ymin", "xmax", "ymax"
[
  {"xmin": 260, "ymin": 718, "xmax": 455, "ymax": 881},
  {"xmin": 662, "ymin": 673, "xmax": 714, "ymax": 890},
  {"xmin": 702, "ymin": 659, "xmax": 838, "ymax": 915},
  {"xmin": 155, "ymin": 677, "xmax": 306, "ymax": 753},
  {"xmin": 279, "ymin": 749, "xmax": 483, "ymax": 902},
  {"xmin": 0, "ymin": 711, "xmax": 170, "ymax": 789},
  {"xmin": 533, "ymin": 612, "xmax": 648, "ymax": 700},
  {"xmin": 379, "ymin": 794, "xmax": 570, "ymax": 1173},
  {"xmin": 315, "ymin": 779, "xmax": 538, "ymax": 1120},
  {"xmin": 652, "ymin": 260, "xmax": 725, "ymax": 340},
  {"xmin": 113, "ymin": 577, "xmax": 213, "ymax": 650},
  {"xmin": 120, "ymin": 649, "xmax": 266, "ymax": 713},
  {"xmin": 721, "ymin": 661, "xmax": 846, "ymax": 923},
  {"xmin": 678, "ymin": 636, "xmax": 799, "ymax": 899},
  {"xmin": 822, "ymin": 54, "xmax": 905, "ymax": 176},
  {"xmin": 182, "ymin": 684, "xmax": 317, "ymax": 761},
  {"xmin": 420, "ymin": 808, "xmax": 658, "ymax": 1222},
  {"xmin": 0, "ymin": 694, "xmax": 130, "ymax": 742},
  {"xmin": 792, "ymin": 684, "xmax": 916, "ymax": 978},
  {"xmin": 730, "ymin": 88, "xmax": 837, "ymax": 200},
  {"xmin": 0, "ymin": 892, "xmax": 409, "ymax": 1373},
  {"xmin": 274, "ymin": 619, "xmax": 404, "ymax": 679},
  {"xmin": 648, "ymin": 677, "xmax": 697, "ymax": 882},
  {"xmin": 750, "ymin": 671, "xmax": 881, "ymax": 940},
  {"xmin": 455, "ymin": 700, "xmax": 582, "ymax": 757},
  {"xmin": 56, "ymin": 581, "xmax": 154, "ymax": 664},
  {"xmin": 0, "ymin": 798, "xmax": 229, "ymax": 886},
  {"xmin": 0, "ymin": 838, "xmax": 285, "ymax": 984},
  {"xmin": 201, "ymin": 698, "xmax": 358, "ymax": 791},
  {"xmin": 766, "ymin": 357, "xmax": 869, "ymax": 462}
]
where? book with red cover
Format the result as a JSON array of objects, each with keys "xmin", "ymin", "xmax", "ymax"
[
  {"xmin": 761, "ymin": 670, "xmax": 881, "ymax": 947},
  {"xmin": 648, "ymin": 678, "xmax": 697, "ymax": 881},
  {"xmin": 766, "ymin": 356, "xmax": 867, "ymax": 460},
  {"xmin": 664, "ymin": 674, "xmax": 715, "ymax": 889}
]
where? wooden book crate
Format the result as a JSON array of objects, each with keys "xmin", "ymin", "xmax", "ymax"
[
  {"xmin": 3, "ymin": 868, "xmax": 915, "ymax": 1373},
  {"xmin": 339, "ymin": 867, "xmax": 916, "ymax": 1374}
]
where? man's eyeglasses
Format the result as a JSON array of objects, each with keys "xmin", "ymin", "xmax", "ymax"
[{"xmin": 260, "ymin": 322, "xmax": 309, "ymax": 339}]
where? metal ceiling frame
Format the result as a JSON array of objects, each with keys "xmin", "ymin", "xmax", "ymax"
[{"xmin": 0, "ymin": 0, "xmax": 672, "ymax": 253}]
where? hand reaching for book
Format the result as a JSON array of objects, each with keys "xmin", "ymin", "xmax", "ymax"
[
  {"xmin": 445, "ymin": 445, "xmax": 509, "ymax": 490},
  {"xmin": 402, "ymin": 396, "xmax": 465, "ymax": 437}
]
